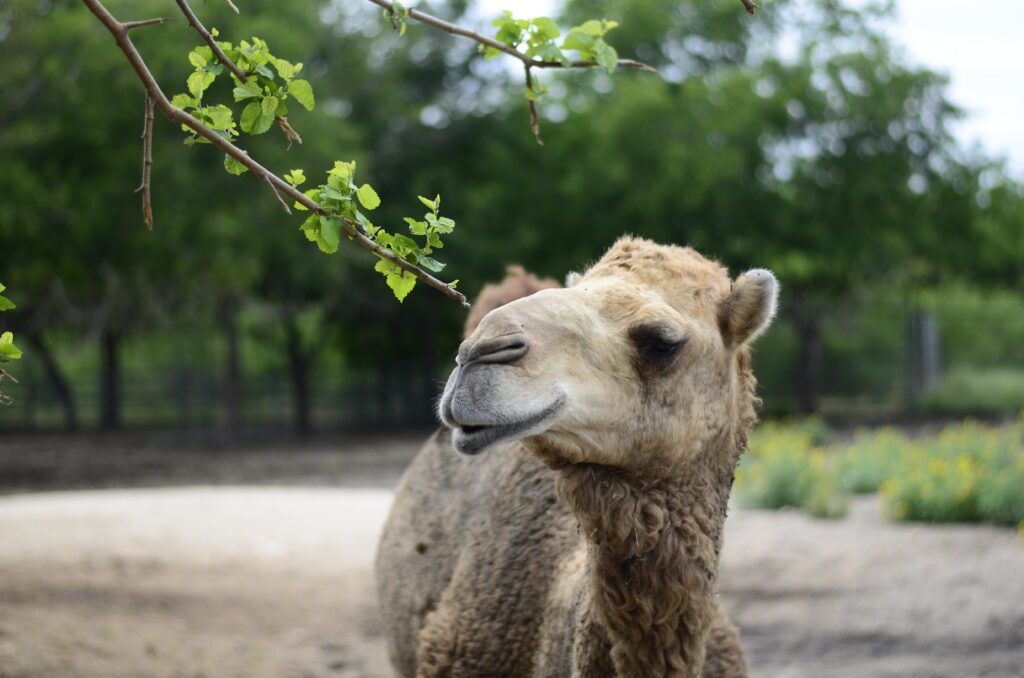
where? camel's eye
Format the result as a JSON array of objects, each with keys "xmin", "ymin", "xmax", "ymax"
[{"xmin": 629, "ymin": 324, "xmax": 687, "ymax": 371}]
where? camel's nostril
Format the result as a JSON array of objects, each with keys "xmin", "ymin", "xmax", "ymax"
[{"xmin": 465, "ymin": 333, "xmax": 530, "ymax": 365}]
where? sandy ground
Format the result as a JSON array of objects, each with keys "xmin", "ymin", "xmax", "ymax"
[{"xmin": 0, "ymin": 436, "xmax": 1022, "ymax": 678}]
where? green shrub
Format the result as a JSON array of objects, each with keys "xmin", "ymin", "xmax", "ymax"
[
  {"xmin": 737, "ymin": 422, "xmax": 847, "ymax": 518},
  {"xmin": 835, "ymin": 427, "xmax": 908, "ymax": 494},
  {"xmin": 881, "ymin": 418, "xmax": 1024, "ymax": 526}
]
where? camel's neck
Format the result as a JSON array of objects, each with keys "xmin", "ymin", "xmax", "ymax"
[{"xmin": 554, "ymin": 446, "xmax": 738, "ymax": 678}]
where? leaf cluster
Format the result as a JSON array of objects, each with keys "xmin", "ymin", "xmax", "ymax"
[
  {"xmin": 0, "ymin": 282, "xmax": 20, "ymax": 405},
  {"xmin": 171, "ymin": 30, "xmax": 315, "ymax": 164},
  {"xmin": 486, "ymin": 11, "xmax": 621, "ymax": 75},
  {"xmin": 287, "ymin": 164, "xmax": 456, "ymax": 302}
]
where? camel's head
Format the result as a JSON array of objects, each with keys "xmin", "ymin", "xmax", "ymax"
[{"xmin": 439, "ymin": 237, "xmax": 778, "ymax": 474}]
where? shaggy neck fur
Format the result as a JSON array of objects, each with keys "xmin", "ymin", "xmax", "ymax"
[{"xmin": 548, "ymin": 428, "xmax": 744, "ymax": 678}]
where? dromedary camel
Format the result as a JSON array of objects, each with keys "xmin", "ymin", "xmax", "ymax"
[{"xmin": 376, "ymin": 237, "xmax": 778, "ymax": 677}]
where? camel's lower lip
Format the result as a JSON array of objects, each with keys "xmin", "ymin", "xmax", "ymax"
[{"xmin": 450, "ymin": 397, "xmax": 565, "ymax": 455}]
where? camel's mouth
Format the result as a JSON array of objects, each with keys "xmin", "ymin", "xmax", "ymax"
[{"xmin": 450, "ymin": 396, "xmax": 566, "ymax": 456}]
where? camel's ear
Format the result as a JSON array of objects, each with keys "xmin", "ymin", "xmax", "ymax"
[
  {"xmin": 565, "ymin": 271, "xmax": 582, "ymax": 288},
  {"xmin": 718, "ymin": 269, "xmax": 779, "ymax": 348}
]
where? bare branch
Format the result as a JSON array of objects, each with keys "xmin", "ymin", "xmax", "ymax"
[
  {"xmin": 134, "ymin": 94, "xmax": 155, "ymax": 230},
  {"xmin": 123, "ymin": 17, "xmax": 166, "ymax": 31},
  {"xmin": 224, "ymin": 0, "xmax": 240, "ymax": 14},
  {"xmin": 740, "ymin": 0, "xmax": 759, "ymax": 15},
  {"xmin": 264, "ymin": 174, "xmax": 291, "ymax": 215},
  {"xmin": 80, "ymin": 0, "xmax": 468, "ymax": 307},
  {"xmin": 0, "ymin": 369, "xmax": 17, "ymax": 384},
  {"xmin": 524, "ymin": 67, "xmax": 543, "ymax": 146}
]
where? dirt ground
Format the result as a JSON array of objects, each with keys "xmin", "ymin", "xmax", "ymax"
[{"xmin": 0, "ymin": 434, "xmax": 1022, "ymax": 678}]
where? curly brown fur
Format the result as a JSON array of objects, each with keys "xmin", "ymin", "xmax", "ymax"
[
  {"xmin": 377, "ymin": 241, "xmax": 772, "ymax": 678},
  {"xmin": 463, "ymin": 265, "xmax": 560, "ymax": 339}
]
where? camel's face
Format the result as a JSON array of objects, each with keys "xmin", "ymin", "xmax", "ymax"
[{"xmin": 439, "ymin": 238, "xmax": 778, "ymax": 473}]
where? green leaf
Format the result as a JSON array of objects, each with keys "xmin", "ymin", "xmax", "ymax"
[
  {"xmin": 205, "ymin": 105, "xmax": 235, "ymax": 132},
  {"xmin": 0, "ymin": 295, "xmax": 14, "ymax": 311},
  {"xmin": 187, "ymin": 70, "xmax": 215, "ymax": 99},
  {"xmin": 223, "ymin": 154, "xmax": 248, "ymax": 175},
  {"xmin": 417, "ymin": 255, "xmax": 446, "ymax": 273},
  {"xmin": 329, "ymin": 160, "xmax": 356, "ymax": 180},
  {"xmin": 288, "ymin": 79, "xmax": 315, "ymax": 111},
  {"xmin": 562, "ymin": 29, "xmax": 596, "ymax": 55},
  {"xmin": 594, "ymin": 41, "xmax": 618, "ymax": 73},
  {"xmin": 188, "ymin": 50, "xmax": 208, "ymax": 69},
  {"xmin": 404, "ymin": 217, "xmax": 427, "ymax": 235},
  {"xmin": 273, "ymin": 58, "xmax": 296, "ymax": 81},
  {"xmin": 233, "ymin": 79, "xmax": 262, "ymax": 101},
  {"xmin": 0, "ymin": 332, "xmax": 21, "ymax": 360},
  {"xmin": 417, "ymin": 195, "xmax": 437, "ymax": 211},
  {"xmin": 299, "ymin": 214, "xmax": 319, "ymax": 241},
  {"xmin": 356, "ymin": 183, "xmax": 381, "ymax": 210},
  {"xmin": 261, "ymin": 95, "xmax": 279, "ymax": 117},
  {"xmin": 392, "ymin": 233, "xmax": 419, "ymax": 253},
  {"xmin": 531, "ymin": 17, "xmax": 560, "ymax": 41},
  {"xmin": 284, "ymin": 169, "xmax": 306, "ymax": 186},
  {"xmin": 172, "ymin": 93, "xmax": 199, "ymax": 109},
  {"xmin": 240, "ymin": 100, "xmax": 274, "ymax": 135},
  {"xmin": 375, "ymin": 259, "xmax": 416, "ymax": 302},
  {"xmin": 319, "ymin": 216, "xmax": 341, "ymax": 249}
]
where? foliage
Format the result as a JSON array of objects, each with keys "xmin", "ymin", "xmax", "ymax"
[
  {"xmin": 0, "ymin": 283, "xmax": 21, "ymax": 404},
  {"xmin": 835, "ymin": 427, "xmax": 908, "ymax": 494},
  {"xmin": 881, "ymin": 418, "xmax": 1024, "ymax": 526},
  {"xmin": 488, "ymin": 11, "xmax": 621, "ymax": 71},
  {"xmin": 738, "ymin": 418, "xmax": 1024, "ymax": 527},
  {"xmin": 920, "ymin": 368, "xmax": 1024, "ymax": 416},
  {"xmin": 167, "ymin": 24, "xmax": 459, "ymax": 302},
  {"xmin": 289, "ymin": 162, "xmax": 456, "ymax": 301},
  {"xmin": 736, "ymin": 421, "xmax": 848, "ymax": 518}
]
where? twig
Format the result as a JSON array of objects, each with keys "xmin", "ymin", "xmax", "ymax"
[
  {"xmin": 174, "ymin": 0, "xmax": 298, "ymax": 144},
  {"xmin": 0, "ymin": 369, "xmax": 16, "ymax": 384},
  {"xmin": 276, "ymin": 116, "xmax": 303, "ymax": 148},
  {"xmin": 224, "ymin": 0, "xmax": 240, "ymax": 14},
  {"xmin": 174, "ymin": 0, "xmax": 247, "ymax": 81},
  {"xmin": 265, "ymin": 174, "xmax": 291, "ymax": 214},
  {"xmin": 123, "ymin": 17, "xmax": 166, "ymax": 31},
  {"xmin": 135, "ymin": 94, "xmax": 155, "ymax": 229},
  {"xmin": 525, "ymin": 67, "xmax": 542, "ymax": 146},
  {"xmin": 740, "ymin": 0, "xmax": 759, "ymax": 15},
  {"xmin": 80, "ymin": 0, "xmax": 468, "ymax": 307},
  {"xmin": 368, "ymin": 0, "xmax": 659, "ymax": 73}
]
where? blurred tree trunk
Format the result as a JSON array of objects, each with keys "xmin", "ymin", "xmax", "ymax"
[
  {"xmin": 25, "ymin": 332, "xmax": 78, "ymax": 431},
  {"xmin": 99, "ymin": 328, "xmax": 121, "ymax": 430},
  {"xmin": 222, "ymin": 304, "xmax": 243, "ymax": 435},
  {"xmin": 284, "ymin": 320, "xmax": 311, "ymax": 437},
  {"xmin": 904, "ymin": 308, "xmax": 942, "ymax": 408},
  {"xmin": 792, "ymin": 295, "xmax": 822, "ymax": 414}
]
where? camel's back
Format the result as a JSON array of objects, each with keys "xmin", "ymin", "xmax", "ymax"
[{"xmin": 375, "ymin": 429, "xmax": 581, "ymax": 677}]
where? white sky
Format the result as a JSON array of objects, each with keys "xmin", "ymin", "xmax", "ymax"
[{"xmin": 476, "ymin": 0, "xmax": 1024, "ymax": 175}]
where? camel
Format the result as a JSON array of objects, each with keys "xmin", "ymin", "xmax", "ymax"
[{"xmin": 376, "ymin": 237, "xmax": 778, "ymax": 677}]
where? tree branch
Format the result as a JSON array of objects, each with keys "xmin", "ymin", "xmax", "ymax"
[
  {"xmin": 135, "ymin": 94, "xmax": 155, "ymax": 230},
  {"xmin": 525, "ymin": 67, "xmax": 543, "ymax": 146},
  {"xmin": 80, "ymin": 0, "xmax": 468, "ymax": 307},
  {"xmin": 740, "ymin": 0, "xmax": 759, "ymax": 15},
  {"xmin": 265, "ymin": 174, "xmax": 291, "ymax": 215},
  {"xmin": 367, "ymin": 0, "xmax": 660, "ymax": 73},
  {"xmin": 123, "ymin": 17, "xmax": 167, "ymax": 31}
]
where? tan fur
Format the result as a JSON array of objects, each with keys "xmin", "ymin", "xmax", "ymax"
[
  {"xmin": 463, "ymin": 265, "xmax": 560, "ymax": 339},
  {"xmin": 377, "ymin": 238, "xmax": 778, "ymax": 677}
]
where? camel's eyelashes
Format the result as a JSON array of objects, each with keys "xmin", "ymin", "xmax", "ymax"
[{"xmin": 629, "ymin": 324, "xmax": 687, "ymax": 368}]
